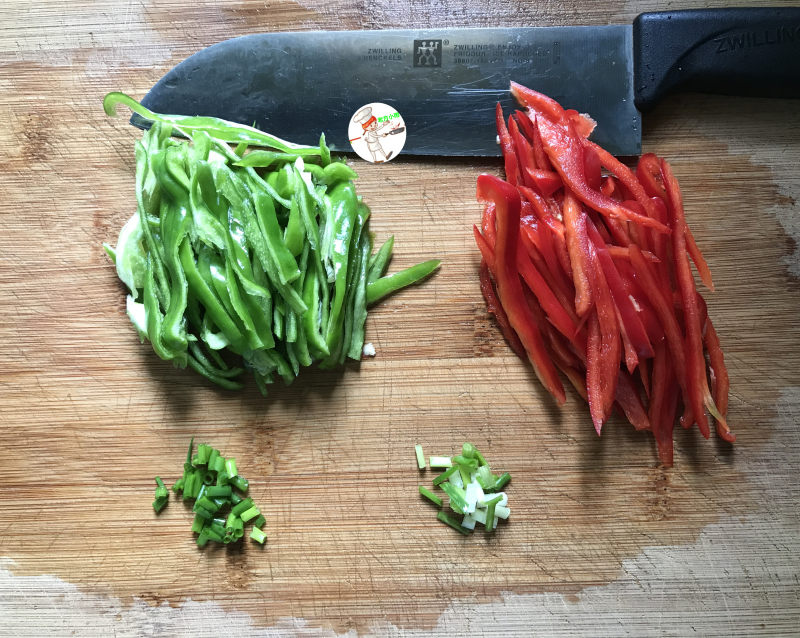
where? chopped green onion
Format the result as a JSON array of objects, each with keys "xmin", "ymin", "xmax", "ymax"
[
  {"xmin": 461, "ymin": 443, "xmax": 477, "ymax": 459},
  {"xmin": 196, "ymin": 444, "xmax": 212, "ymax": 465},
  {"xmin": 493, "ymin": 472, "xmax": 511, "ymax": 491},
  {"xmin": 418, "ymin": 486, "xmax": 442, "ymax": 507},
  {"xmin": 436, "ymin": 511, "xmax": 471, "ymax": 536},
  {"xmin": 429, "ymin": 456, "xmax": 452, "ymax": 468},
  {"xmin": 205, "ymin": 485, "xmax": 232, "ymax": 498},
  {"xmin": 191, "ymin": 515, "xmax": 206, "ymax": 534},
  {"xmin": 250, "ymin": 527, "xmax": 267, "ymax": 544},
  {"xmin": 153, "ymin": 440, "xmax": 270, "ymax": 548},
  {"xmin": 224, "ymin": 458, "xmax": 238, "ymax": 479},
  {"xmin": 440, "ymin": 482, "xmax": 468, "ymax": 514},
  {"xmin": 484, "ymin": 495, "xmax": 502, "ymax": 533},
  {"xmin": 432, "ymin": 465, "xmax": 459, "ymax": 486},
  {"xmin": 231, "ymin": 475, "xmax": 249, "ymax": 493},
  {"xmin": 415, "ymin": 444, "xmax": 426, "ymax": 470},
  {"xmin": 240, "ymin": 505, "xmax": 261, "ymax": 522},
  {"xmin": 231, "ymin": 498, "xmax": 254, "ymax": 517}
]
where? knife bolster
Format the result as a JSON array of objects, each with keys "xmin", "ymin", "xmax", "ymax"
[{"xmin": 633, "ymin": 8, "xmax": 800, "ymax": 112}]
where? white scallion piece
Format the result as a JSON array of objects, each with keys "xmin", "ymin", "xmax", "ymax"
[
  {"xmin": 464, "ymin": 481, "xmax": 484, "ymax": 514},
  {"xmin": 448, "ymin": 469, "xmax": 464, "ymax": 489},
  {"xmin": 429, "ymin": 456, "xmax": 452, "ymax": 469},
  {"xmin": 471, "ymin": 507, "xmax": 487, "ymax": 525},
  {"xmin": 415, "ymin": 444, "xmax": 425, "ymax": 470},
  {"xmin": 461, "ymin": 514, "xmax": 476, "ymax": 530},
  {"xmin": 495, "ymin": 505, "xmax": 510, "ymax": 520},
  {"xmin": 479, "ymin": 491, "xmax": 507, "ymax": 508}
]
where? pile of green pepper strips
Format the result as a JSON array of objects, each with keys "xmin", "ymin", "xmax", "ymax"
[{"xmin": 103, "ymin": 93, "xmax": 439, "ymax": 393}]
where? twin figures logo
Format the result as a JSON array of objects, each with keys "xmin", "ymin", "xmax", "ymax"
[{"xmin": 347, "ymin": 39, "xmax": 442, "ymax": 162}]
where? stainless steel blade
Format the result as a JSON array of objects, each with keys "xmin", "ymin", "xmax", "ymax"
[{"xmin": 138, "ymin": 26, "xmax": 640, "ymax": 157}]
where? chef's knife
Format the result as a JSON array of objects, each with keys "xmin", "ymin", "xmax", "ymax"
[{"xmin": 136, "ymin": 7, "xmax": 800, "ymax": 157}]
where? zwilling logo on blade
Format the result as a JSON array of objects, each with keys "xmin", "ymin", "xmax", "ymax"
[{"xmin": 413, "ymin": 40, "xmax": 442, "ymax": 67}]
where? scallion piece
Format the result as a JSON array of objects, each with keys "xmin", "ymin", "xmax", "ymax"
[
  {"xmin": 205, "ymin": 485, "xmax": 232, "ymax": 498},
  {"xmin": 436, "ymin": 511, "xmax": 471, "ymax": 536},
  {"xmin": 253, "ymin": 514, "xmax": 266, "ymax": 529},
  {"xmin": 418, "ymin": 486, "xmax": 442, "ymax": 507},
  {"xmin": 153, "ymin": 477, "xmax": 169, "ymax": 513},
  {"xmin": 250, "ymin": 527, "xmax": 267, "ymax": 544},
  {"xmin": 484, "ymin": 495, "xmax": 502, "ymax": 533},
  {"xmin": 207, "ymin": 448, "xmax": 220, "ymax": 471},
  {"xmin": 415, "ymin": 444, "xmax": 426, "ymax": 470},
  {"xmin": 240, "ymin": 505, "xmax": 261, "ymax": 522},
  {"xmin": 493, "ymin": 472, "xmax": 511, "ymax": 491},
  {"xmin": 432, "ymin": 465, "xmax": 459, "ymax": 486},
  {"xmin": 231, "ymin": 475, "xmax": 249, "ymax": 493},
  {"xmin": 231, "ymin": 498, "xmax": 254, "ymax": 517},
  {"xmin": 224, "ymin": 458, "xmax": 238, "ymax": 479},
  {"xmin": 429, "ymin": 456, "xmax": 452, "ymax": 468}
]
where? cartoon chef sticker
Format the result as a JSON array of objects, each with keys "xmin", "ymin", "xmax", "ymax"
[{"xmin": 348, "ymin": 102, "xmax": 406, "ymax": 163}]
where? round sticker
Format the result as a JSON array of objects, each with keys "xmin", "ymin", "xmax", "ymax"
[{"xmin": 348, "ymin": 103, "xmax": 406, "ymax": 163}]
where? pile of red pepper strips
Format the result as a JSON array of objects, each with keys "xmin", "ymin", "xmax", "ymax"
[{"xmin": 474, "ymin": 82, "xmax": 733, "ymax": 466}]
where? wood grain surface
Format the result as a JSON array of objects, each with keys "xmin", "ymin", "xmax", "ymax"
[{"xmin": 1, "ymin": 1, "xmax": 800, "ymax": 636}]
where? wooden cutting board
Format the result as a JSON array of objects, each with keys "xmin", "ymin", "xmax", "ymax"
[{"xmin": 2, "ymin": 1, "xmax": 799, "ymax": 635}]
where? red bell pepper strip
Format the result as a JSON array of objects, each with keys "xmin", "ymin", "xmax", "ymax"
[
  {"xmin": 479, "ymin": 259, "xmax": 526, "ymax": 359},
  {"xmin": 536, "ymin": 116, "xmax": 670, "ymax": 234},
  {"xmin": 525, "ymin": 167, "xmax": 563, "ymax": 198},
  {"xmin": 510, "ymin": 81, "xmax": 567, "ymax": 122},
  {"xmin": 515, "ymin": 111, "xmax": 551, "ymax": 171},
  {"xmin": 584, "ymin": 139, "xmax": 663, "ymax": 224},
  {"xmin": 496, "ymin": 103, "xmax": 521, "ymax": 187},
  {"xmin": 585, "ymin": 312, "xmax": 605, "ymax": 433},
  {"xmin": 661, "ymin": 158, "xmax": 727, "ymax": 438},
  {"xmin": 562, "ymin": 191, "xmax": 594, "ymax": 317},
  {"xmin": 587, "ymin": 219, "xmax": 654, "ymax": 360},
  {"xmin": 685, "ymin": 224, "xmax": 715, "ymax": 291},
  {"xmin": 517, "ymin": 244, "xmax": 584, "ymax": 351},
  {"xmin": 704, "ymin": 316, "xmax": 734, "ymax": 442},
  {"xmin": 636, "ymin": 153, "xmax": 667, "ymax": 199},
  {"xmin": 477, "ymin": 173, "xmax": 566, "ymax": 404},
  {"xmin": 615, "ymin": 369, "xmax": 650, "ymax": 431},
  {"xmin": 509, "ymin": 115, "xmax": 538, "ymax": 190},
  {"xmin": 628, "ymin": 244, "xmax": 688, "ymax": 402},
  {"xmin": 582, "ymin": 143, "xmax": 602, "ymax": 191},
  {"xmin": 482, "ymin": 202, "xmax": 497, "ymax": 248},
  {"xmin": 649, "ymin": 338, "xmax": 676, "ymax": 466}
]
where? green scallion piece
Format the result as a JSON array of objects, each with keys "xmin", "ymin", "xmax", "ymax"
[
  {"xmin": 461, "ymin": 443, "xmax": 477, "ymax": 459},
  {"xmin": 250, "ymin": 527, "xmax": 267, "ymax": 544},
  {"xmin": 224, "ymin": 458, "xmax": 238, "ymax": 479},
  {"xmin": 432, "ymin": 465, "xmax": 458, "ymax": 486},
  {"xmin": 253, "ymin": 514, "xmax": 266, "ymax": 529},
  {"xmin": 196, "ymin": 444, "xmax": 212, "ymax": 465},
  {"xmin": 230, "ymin": 491, "xmax": 243, "ymax": 505},
  {"xmin": 415, "ymin": 444, "xmax": 425, "ymax": 470},
  {"xmin": 207, "ymin": 448, "xmax": 220, "ymax": 471},
  {"xmin": 440, "ymin": 482, "xmax": 468, "ymax": 513},
  {"xmin": 419, "ymin": 486, "xmax": 442, "ymax": 507},
  {"xmin": 484, "ymin": 495, "xmax": 502, "ymax": 533},
  {"xmin": 212, "ymin": 455, "xmax": 225, "ymax": 474},
  {"xmin": 196, "ymin": 531, "xmax": 211, "ymax": 547},
  {"xmin": 153, "ymin": 477, "xmax": 169, "ymax": 513},
  {"xmin": 493, "ymin": 472, "xmax": 511, "ymax": 491},
  {"xmin": 231, "ymin": 475, "xmax": 249, "ymax": 493},
  {"xmin": 436, "ymin": 511, "xmax": 471, "ymax": 536},
  {"xmin": 230, "ymin": 497, "xmax": 254, "ymax": 517},
  {"xmin": 171, "ymin": 477, "xmax": 185, "ymax": 493},
  {"xmin": 191, "ymin": 515, "xmax": 206, "ymax": 534},
  {"xmin": 205, "ymin": 485, "xmax": 232, "ymax": 498},
  {"xmin": 240, "ymin": 505, "xmax": 261, "ymax": 522}
]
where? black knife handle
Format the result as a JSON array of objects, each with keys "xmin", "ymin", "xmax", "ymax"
[{"xmin": 633, "ymin": 7, "xmax": 800, "ymax": 111}]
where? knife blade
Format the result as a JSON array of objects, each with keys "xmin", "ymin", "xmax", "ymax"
[{"xmin": 136, "ymin": 7, "xmax": 800, "ymax": 157}]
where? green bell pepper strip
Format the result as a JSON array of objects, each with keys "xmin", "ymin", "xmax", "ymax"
[
  {"xmin": 142, "ymin": 256, "xmax": 180, "ymax": 363},
  {"xmin": 320, "ymin": 182, "xmax": 359, "ymax": 364},
  {"xmin": 367, "ymin": 235, "xmax": 394, "ymax": 284},
  {"xmin": 283, "ymin": 194, "xmax": 305, "ymax": 257},
  {"xmin": 223, "ymin": 258, "xmax": 266, "ymax": 350},
  {"xmin": 214, "ymin": 167, "xmax": 306, "ymax": 314},
  {"xmin": 345, "ymin": 213, "xmax": 373, "ymax": 361},
  {"xmin": 301, "ymin": 265, "xmax": 330, "ymax": 358},
  {"xmin": 178, "ymin": 239, "xmax": 246, "ymax": 353},
  {"xmin": 187, "ymin": 351, "xmax": 244, "ymax": 390},
  {"xmin": 188, "ymin": 164, "xmax": 227, "ymax": 250},
  {"xmin": 134, "ymin": 140, "xmax": 170, "ymax": 307},
  {"xmin": 366, "ymin": 259, "xmax": 441, "ymax": 305},
  {"xmin": 251, "ymin": 188, "xmax": 301, "ymax": 286},
  {"xmin": 234, "ymin": 150, "xmax": 313, "ymax": 169},
  {"xmin": 103, "ymin": 92, "xmax": 322, "ymax": 158},
  {"xmin": 157, "ymin": 199, "xmax": 190, "ymax": 355}
]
